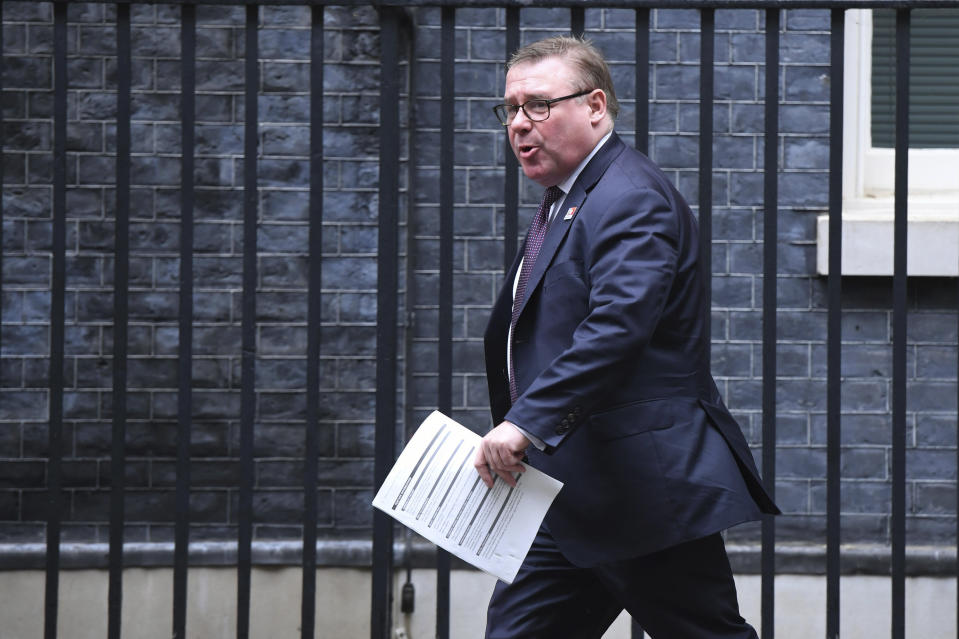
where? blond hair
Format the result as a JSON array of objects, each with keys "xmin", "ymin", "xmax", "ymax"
[{"xmin": 507, "ymin": 36, "xmax": 620, "ymax": 121}]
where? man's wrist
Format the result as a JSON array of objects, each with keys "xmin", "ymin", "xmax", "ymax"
[{"xmin": 511, "ymin": 423, "xmax": 545, "ymax": 451}]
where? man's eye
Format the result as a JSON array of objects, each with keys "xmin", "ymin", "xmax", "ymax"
[{"xmin": 527, "ymin": 101, "xmax": 548, "ymax": 113}]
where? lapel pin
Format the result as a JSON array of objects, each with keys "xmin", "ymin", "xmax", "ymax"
[{"xmin": 563, "ymin": 207, "xmax": 577, "ymax": 221}]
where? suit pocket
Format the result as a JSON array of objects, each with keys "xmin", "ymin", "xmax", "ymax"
[
  {"xmin": 589, "ymin": 397, "xmax": 697, "ymax": 441},
  {"xmin": 543, "ymin": 259, "xmax": 586, "ymax": 290},
  {"xmin": 541, "ymin": 259, "xmax": 589, "ymax": 323}
]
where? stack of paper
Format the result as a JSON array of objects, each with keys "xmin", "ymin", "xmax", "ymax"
[{"xmin": 372, "ymin": 411, "xmax": 563, "ymax": 584}]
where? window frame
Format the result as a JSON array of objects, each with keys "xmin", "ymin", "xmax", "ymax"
[
  {"xmin": 815, "ymin": 9, "xmax": 959, "ymax": 277},
  {"xmin": 843, "ymin": 9, "xmax": 959, "ymax": 199}
]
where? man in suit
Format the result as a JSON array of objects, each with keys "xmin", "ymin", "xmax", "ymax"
[{"xmin": 473, "ymin": 36, "xmax": 779, "ymax": 638}]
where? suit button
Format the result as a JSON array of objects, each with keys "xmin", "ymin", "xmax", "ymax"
[{"xmin": 556, "ymin": 423, "xmax": 570, "ymax": 435}]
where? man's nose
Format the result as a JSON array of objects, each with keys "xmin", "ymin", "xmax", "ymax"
[{"xmin": 509, "ymin": 108, "xmax": 533, "ymax": 132}]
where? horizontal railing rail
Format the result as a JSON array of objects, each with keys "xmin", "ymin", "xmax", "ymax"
[{"xmin": 26, "ymin": 0, "xmax": 959, "ymax": 7}]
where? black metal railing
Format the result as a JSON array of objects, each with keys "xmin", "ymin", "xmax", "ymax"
[{"xmin": 0, "ymin": 2, "xmax": 956, "ymax": 639}]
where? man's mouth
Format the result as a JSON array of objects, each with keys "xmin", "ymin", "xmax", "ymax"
[{"xmin": 518, "ymin": 144, "xmax": 537, "ymax": 159}]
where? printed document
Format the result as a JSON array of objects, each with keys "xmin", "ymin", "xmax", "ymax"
[{"xmin": 372, "ymin": 411, "xmax": 563, "ymax": 584}]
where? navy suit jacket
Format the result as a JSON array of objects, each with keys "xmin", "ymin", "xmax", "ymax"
[{"xmin": 484, "ymin": 133, "xmax": 779, "ymax": 568}]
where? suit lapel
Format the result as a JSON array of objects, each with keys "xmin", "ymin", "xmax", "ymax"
[{"xmin": 516, "ymin": 133, "xmax": 626, "ymax": 316}]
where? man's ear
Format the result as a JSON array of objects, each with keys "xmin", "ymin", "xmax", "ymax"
[{"xmin": 587, "ymin": 89, "xmax": 608, "ymax": 125}]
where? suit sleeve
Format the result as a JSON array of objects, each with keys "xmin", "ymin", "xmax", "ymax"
[{"xmin": 504, "ymin": 183, "xmax": 681, "ymax": 451}]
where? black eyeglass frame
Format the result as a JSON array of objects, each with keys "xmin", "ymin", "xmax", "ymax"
[{"xmin": 492, "ymin": 89, "xmax": 594, "ymax": 126}]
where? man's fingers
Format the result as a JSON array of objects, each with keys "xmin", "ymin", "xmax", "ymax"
[
  {"xmin": 489, "ymin": 451, "xmax": 525, "ymax": 487},
  {"xmin": 475, "ymin": 440, "xmax": 527, "ymax": 488},
  {"xmin": 494, "ymin": 467, "xmax": 518, "ymax": 487},
  {"xmin": 490, "ymin": 445, "xmax": 522, "ymax": 470},
  {"xmin": 489, "ymin": 448, "xmax": 512, "ymax": 469},
  {"xmin": 478, "ymin": 465, "xmax": 494, "ymax": 487},
  {"xmin": 475, "ymin": 420, "xmax": 531, "ymax": 489},
  {"xmin": 494, "ymin": 450, "xmax": 525, "ymax": 473},
  {"xmin": 473, "ymin": 445, "xmax": 486, "ymax": 468},
  {"xmin": 473, "ymin": 447, "xmax": 494, "ymax": 487}
]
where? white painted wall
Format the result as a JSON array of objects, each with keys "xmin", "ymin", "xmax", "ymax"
[{"xmin": 0, "ymin": 568, "xmax": 954, "ymax": 639}]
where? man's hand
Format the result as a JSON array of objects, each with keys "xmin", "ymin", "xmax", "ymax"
[{"xmin": 474, "ymin": 421, "xmax": 530, "ymax": 488}]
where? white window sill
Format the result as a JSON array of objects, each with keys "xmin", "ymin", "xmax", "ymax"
[{"xmin": 816, "ymin": 195, "xmax": 959, "ymax": 276}]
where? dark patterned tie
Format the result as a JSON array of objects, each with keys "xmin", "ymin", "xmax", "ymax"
[{"xmin": 509, "ymin": 185, "xmax": 564, "ymax": 404}]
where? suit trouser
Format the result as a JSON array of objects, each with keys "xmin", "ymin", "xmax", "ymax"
[{"xmin": 485, "ymin": 526, "xmax": 757, "ymax": 639}]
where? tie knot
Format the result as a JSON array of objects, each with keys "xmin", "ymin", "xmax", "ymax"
[{"xmin": 543, "ymin": 186, "xmax": 564, "ymax": 208}]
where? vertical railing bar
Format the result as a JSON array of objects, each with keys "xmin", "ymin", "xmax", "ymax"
[
  {"xmin": 634, "ymin": 7, "xmax": 650, "ymax": 155},
  {"xmin": 237, "ymin": 5, "xmax": 259, "ymax": 639},
  {"xmin": 400, "ymin": 18, "xmax": 419, "ymax": 637},
  {"xmin": 890, "ymin": 9, "xmax": 909, "ymax": 639},
  {"xmin": 44, "ymin": 5, "xmax": 68, "ymax": 638},
  {"xmin": 760, "ymin": 9, "xmax": 779, "ymax": 639},
  {"xmin": 503, "ymin": 7, "xmax": 519, "ymax": 271},
  {"xmin": 372, "ymin": 8, "xmax": 401, "ymax": 639},
  {"xmin": 0, "ymin": 0, "xmax": 4, "ymax": 361},
  {"xmin": 173, "ymin": 5, "xmax": 196, "ymax": 639},
  {"xmin": 301, "ymin": 6, "xmax": 324, "ymax": 639},
  {"xmin": 826, "ymin": 9, "xmax": 844, "ymax": 639},
  {"xmin": 108, "ymin": 5, "xmax": 132, "ymax": 639},
  {"xmin": 436, "ymin": 7, "xmax": 455, "ymax": 639},
  {"xmin": 571, "ymin": 6, "xmax": 585, "ymax": 37},
  {"xmin": 699, "ymin": 8, "xmax": 714, "ymax": 358},
  {"xmin": 438, "ymin": 16, "xmax": 454, "ymax": 415},
  {"xmin": 631, "ymin": 26, "xmax": 649, "ymax": 639}
]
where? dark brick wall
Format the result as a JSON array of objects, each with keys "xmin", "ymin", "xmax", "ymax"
[
  {"xmin": 2, "ymin": 3, "xmax": 957, "ymax": 555},
  {"xmin": 1, "ymin": 1, "xmax": 388, "ymax": 543}
]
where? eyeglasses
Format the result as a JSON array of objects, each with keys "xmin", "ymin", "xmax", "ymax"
[{"xmin": 492, "ymin": 89, "xmax": 593, "ymax": 126}]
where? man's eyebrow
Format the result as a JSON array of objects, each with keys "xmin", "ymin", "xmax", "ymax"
[{"xmin": 503, "ymin": 93, "xmax": 549, "ymax": 103}]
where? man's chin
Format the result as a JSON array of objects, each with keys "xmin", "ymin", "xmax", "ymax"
[{"xmin": 519, "ymin": 164, "xmax": 553, "ymax": 187}]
